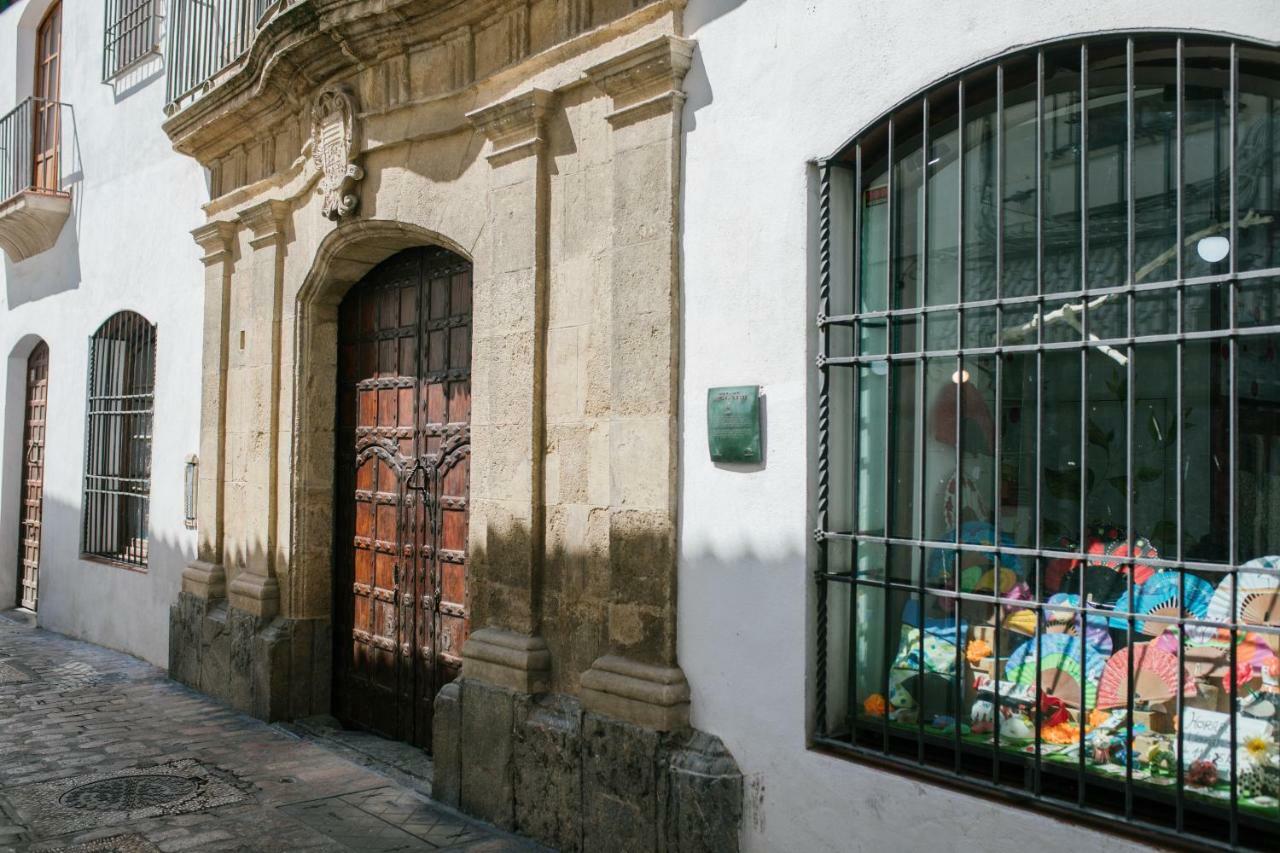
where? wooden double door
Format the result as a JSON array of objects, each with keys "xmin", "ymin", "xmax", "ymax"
[{"xmin": 333, "ymin": 247, "xmax": 472, "ymax": 749}]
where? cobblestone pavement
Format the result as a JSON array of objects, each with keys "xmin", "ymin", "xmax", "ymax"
[{"xmin": 0, "ymin": 612, "xmax": 546, "ymax": 853}]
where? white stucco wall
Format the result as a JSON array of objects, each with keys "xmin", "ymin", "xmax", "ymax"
[
  {"xmin": 0, "ymin": 0, "xmax": 206, "ymax": 665},
  {"xmin": 678, "ymin": 2, "xmax": 1280, "ymax": 851}
]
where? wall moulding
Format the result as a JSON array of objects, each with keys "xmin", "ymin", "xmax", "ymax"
[
  {"xmin": 584, "ymin": 32, "xmax": 693, "ymax": 126},
  {"xmin": 162, "ymin": 0, "xmax": 686, "ymax": 179},
  {"xmin": 465, "ymin": 87, "xmax": 554, "ymax": 164}
]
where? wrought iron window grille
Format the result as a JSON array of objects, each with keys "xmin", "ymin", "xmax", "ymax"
[
  {"xmin": 82, "ymin": 312, "xmax": 156, "ymax": 570},
  {"xmin": 102, "ymin": 0, "xmax": 163, "ymax": 82},
  {"xmin": 814, "ymin": 34, "xmax": 1280, "ymax": 850}
]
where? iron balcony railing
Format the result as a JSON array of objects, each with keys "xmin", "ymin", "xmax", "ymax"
[
  {"xmin": 165, "ymin": 0, "xmax": 298, "ymax": 110},
  {"xmin": 102, "ymin": 0, "xmax": 163, "ymax": 82},
  {"xmin": 0, "ymin": 97, "xmax": 71, "ymax": 205}
]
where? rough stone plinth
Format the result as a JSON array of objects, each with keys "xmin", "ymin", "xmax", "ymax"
[{"xmin": 434, "ymin": 678, "xmax": 742, "ymax": 852}]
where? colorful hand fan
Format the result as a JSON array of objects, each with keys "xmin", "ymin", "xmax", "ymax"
[
  {"xmin": 1006, "ymin": 650, "xmax": 1100, "ymax": 708},
  {"xmin": 1096, "ymin": 642, "xmax": 1196, "ymax": 709},
  {"xmin": 1083, "ymin": 524, "xmax": 1161, "ymax": 586},
  {"xmin": 1109, "ymin": 571, "xmax": 1214, "ymax": 635},
  {"xmin": 1043, "ymin": 535, "xmax": 1079, "ymax": 595},
  {"xmin": 1059, "ymin": 563, "xmax": 1128, "ymax": 606},
  {"xmin": 1206, "ymin": 558, "xmax": 1280, "ymax": 627},
  {"xmin": 926, "ymin": 522, "xmax": 1024, "ymax": 590},
  {"xmin": 1006, "ymin": 634, "xmax": 1106, "ymax": 707},
  {"xmin": 1045, "ymin": 593, "xmax": 1113, "ymax": 655}
]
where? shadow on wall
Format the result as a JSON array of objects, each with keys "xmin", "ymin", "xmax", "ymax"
[
  {"xmin": 6, "ymin": 491, "xmax": 194, "ymax": 666},
  {"xmin": 3, "ymin": 211, "xmax": 81, "ymax": 307},
  {"xmin": 110, "ymin": 55, "xmax": 164, "ymax": 104},
  {"xmin": 372, "ymin": 514, "xmax": 677, "ymax": 694}
]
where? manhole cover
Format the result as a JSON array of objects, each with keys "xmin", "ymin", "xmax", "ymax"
[{"xmin": 59, "ymin": 775, "xmax": 199, "ymax": 811}]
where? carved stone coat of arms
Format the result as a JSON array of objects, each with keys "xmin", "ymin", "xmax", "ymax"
[{"xmin": 311, "ymin": 86, "xmax": 364, "ymax": 220}]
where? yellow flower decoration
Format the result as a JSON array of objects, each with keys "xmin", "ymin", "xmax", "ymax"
[
  {"xmin": 1242, "ymin": 734, "xmax": 1275, "ymax": 764},
  {"xmin": 863, "ymin": 693, "xmax": 887, "ymax": 717}
]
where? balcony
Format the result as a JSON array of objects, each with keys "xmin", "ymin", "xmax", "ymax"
[
  {"xmin": 0, "ymin": 97, "xmax": 73, "ymax": 263},
  {"xmin": 165, "ymin": 0, "xmax": 301, "ymax": 111}
]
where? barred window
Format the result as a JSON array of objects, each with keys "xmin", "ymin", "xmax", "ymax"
[
  {"xmin": 83, "ymin": 311, "xmax": 155, "ymax": 569},
  {"xmin": 102, "ymin": 0, "xmax": 161, "ymax": 82},
  {"xmin": 815, "ymin": 35, "xmax": 1280, "ymax": 848}
]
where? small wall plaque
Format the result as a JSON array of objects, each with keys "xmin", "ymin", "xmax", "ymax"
[{"xmin": 707, "ymin": 386, "xmax": 761, "ymax": 464}]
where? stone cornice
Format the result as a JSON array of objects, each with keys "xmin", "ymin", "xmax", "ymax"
[
  {"xmin": 191, "ymin": 220, "xmax": 239, "ymax": 266},
  {"xmin": 162, "ymin": 0, "xmax": 681, "ymax": 168},
  {"xmin": 584, "ymin": 33, "xmax": 693, "ymax": 126},
  {"xmin": 466, "ymin": 88, "xmax": 554, "ymax": 164},
  {"xmin": 238, "ymin": 200, "xmax": 292, "ymax": 249}
]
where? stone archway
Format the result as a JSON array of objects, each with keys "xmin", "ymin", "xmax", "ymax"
[{"xmin": 289, "ymin": 221, "xmax": 475, "ymax": 649}]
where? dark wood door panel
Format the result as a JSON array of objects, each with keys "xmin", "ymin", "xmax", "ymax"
[
  {"xmin": 334, "ymin": 248, "xmax": 471, "ymax": 750},
  {"xmin": 17, "ymin": 342, "xmax": 48, "ymax": 611}
]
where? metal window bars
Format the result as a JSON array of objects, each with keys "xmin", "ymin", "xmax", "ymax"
[
  {"xmin": 82, "ymin": 312, "xmax": 157, "ymax": 570},
  {"xmin": 164, "ymin": 0, "xmax": 297, "ymax": 110},
  {"xmin": 814, "ymin": 34, "xmax": 1280, "ymax": 850},
  {"xmin": 102, "ymin": 0, "xmax": 162, "ymax": 82},
  {"xmin": 0, "ymin": 97, "xmax": 70, "ymax": 204}
]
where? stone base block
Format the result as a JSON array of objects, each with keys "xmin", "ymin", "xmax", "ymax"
[
  {"xmin": 514, "ymin": 693, "xmax": 583, "ymax": 851},
  {"xmin": 434, "ymin": 677, "xmax": 741, "ymax": 852},
  {"xmin": 168, "ymin": 591, "xmax": 329, "ymax": 722},
  {"xmin": 461, "ymin": 628, "xmax": 551, "ymax": 693},
  {"xmin": 459, "ymin": 679, "xmax": 515, "ymax": 829},
  {"xmin": 580, "ymin": 654, "xmax": 691, "ymax": 730}
]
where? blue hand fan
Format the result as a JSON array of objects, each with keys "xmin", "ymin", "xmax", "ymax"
[
  {"xmin": 925, "ymin": 521, "xmax": 1024, "ymax": 589},
  {"xmin": 1109, "ymin": 571, "xmax": 1213, "ymax": 635}
]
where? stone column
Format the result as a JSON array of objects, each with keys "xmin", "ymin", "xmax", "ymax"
[
  {"xmin": 228, "ymin": 199, "xmax": 291, "ymax": 620},
  {"xmin": 182, "ymin": 220, "xmax": 238, "ymax": 600},
  {"xmin": 461, "ymin": 90, "xmax": 555, "ymax": 694},
  {"xmin": 579, "ymin": 35, "xmax": 694, "ymax": 731}
]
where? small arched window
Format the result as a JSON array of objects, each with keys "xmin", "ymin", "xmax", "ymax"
[
  {"xmin": 815, "ymin": 35, "xmax": 1280, "ymax": 847},
  {"xmin": 82, "ymin": 311, "xmax": 156, "ymax": 569}
]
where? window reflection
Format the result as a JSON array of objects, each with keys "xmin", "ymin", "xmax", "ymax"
[{"xmin": 831, "ymin": 36, "xmax": 1280, "ymax": 843}]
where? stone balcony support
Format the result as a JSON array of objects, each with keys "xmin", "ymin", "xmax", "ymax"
[{"xmin": 0, "ymin": 191, "xmax": 72, "ymax": 263}]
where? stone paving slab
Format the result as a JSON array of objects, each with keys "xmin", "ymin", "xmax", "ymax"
[{"xmin": 0, "ymin": 613, "xmax": 548, "ymax": 853}]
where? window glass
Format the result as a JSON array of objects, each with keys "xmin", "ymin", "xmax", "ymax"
[
  {"xmin": 82, "ymin": 311, "xmax": 155, "ymax": 568},
  {"xmin": 818, "ymin": 36, "xmax": 1280, "ymax": 849}
]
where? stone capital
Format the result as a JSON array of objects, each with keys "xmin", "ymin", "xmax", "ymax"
[
  {"xmin": 584, "ymin": 34, "xmax": 694, "ymax": 126},
  {"xmin": 461, "ymin": 627, "xmax": 551, "ymax": 693},
  {"xmin": 579, "ymin": 654, "xmax": 690, "ymax": 731},
  {"xmin": 191, "ymin": 220, "xmax": 238, "ymax": 266},
  {"xmin": 466, "ymin": 88, "xmax": 555, "ymax": 165},
  {"xmin": 237, "ymin": 199, "xmax": 291, "ymax": 249}
]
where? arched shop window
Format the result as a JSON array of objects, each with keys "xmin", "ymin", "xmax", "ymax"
[
  {"xmin": 82, "ymin": 311, "xmax": 156, "ymax": 570},
  {"xmin": 814, "ymin": 35, "xmax": 1280, "ymax": 847}
]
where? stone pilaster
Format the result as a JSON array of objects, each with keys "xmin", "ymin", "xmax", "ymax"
[
  {"xmin": 579, "ymin": 34, "xmax": 694, "ymax": 731},
  {"xmin": 462, "ymin": 89, "xmax": 554, "ymax": 691},
  {"xmin": 182, "ymin": 220, "xmax": 238, "ymax": 601},
  {"xmin": 228, "ymin": 199, "xmax": 291, "ymax": 619}
]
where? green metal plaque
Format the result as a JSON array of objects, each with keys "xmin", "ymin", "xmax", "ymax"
[{"xmin": 707, "ymin": 386, "xmax": 761, "ymax": 463}]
